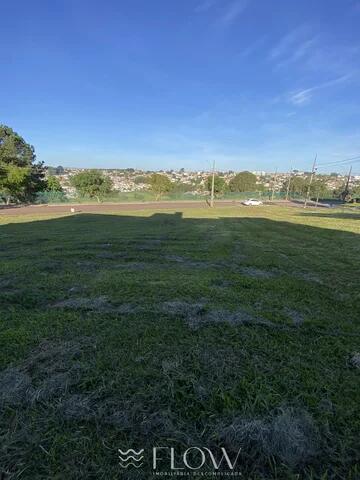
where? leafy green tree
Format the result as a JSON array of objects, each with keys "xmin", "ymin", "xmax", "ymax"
[
  {"xmin": 352, "ymin": 184, "xmax": 360, "ymax": 196},
  {"xmin": 0, "ymin": 164, "xmax": 31, "ymax": 204},
  {"xmin": 171, "ymin": 182, "xmax": 195, "ymax": 194},
  {"xmin": 70, "ymin": 170, "xmax": 113, "ymax": 202},
  {"xmin": 310, "ymin": 178, "xmax": 330, "ymax": 199},
  {"xmin": 206, "ymin": 175, "xmax": 226, "ymax": 196},
  {"xmin": 46, "ymin": 175, "xmax": 63, "ymax": 192},
  {"xmin": 333, "ymin": 184, "xmax": 345, "ymax": 199},
  {"xmin": 284, "ymin": 176, "xmax": 307, "ymax": 196},
  {"xmin": 0, "ymin": 125, "xmax": 35, "ymax": 167},
  {"xmin": 0, "ymin": 125, "xmax": 46, "ymax": 203},
  {"xmin": 134, "ymin": 175, "xmax": 150, "ymax": 184},
  {"xmin": 0, "ymin": 164, "xmax": 5, "ymax": 181},
  {"xmin": 149, "ymin": 173, "xmax": 172, "ymax": 200},
  {"xmin": 229, "ymin": 171, "xmax": 257, "ymax": 192}
]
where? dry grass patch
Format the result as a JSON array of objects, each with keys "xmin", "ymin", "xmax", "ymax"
[
  {"xmin": 294, "ymin": 271, "xmax": 323, "ymax": 284},
  {"xmin": 219, "ymin": 407, "xmax": 319, "ymax": 469},
  {"xmin": 0, "ymin": 368, "xmax": 33, "ymax": 407},
  {"xmin": 52, "ymin": 296, "xmax": 139, "ymax": 314},
  {"xmin": 349, "ymin": 352, "xmax": 360, "ymax": 369},
  {"xmin": 58, "ymin": 393, "xmax": 97, "ymax": 421},
  {"xmin": 164, "ymin": 254, "xmax": 216, "ymax": 269},
  {"xmin": 0, "ymin": 338, "xmax": 94, "ymax": 408},
  {"xmin": 0, "ymin": 276, "xmax": 16, "ymax": 290},
  {"xmin": 284, "ymin": 308, "xmax": 305, "ymax": 326},
  {"xmin": 76, "ymin": 260, "xmax": 98, "ymax": 271},
  {"xmin": 162, "ymin": 301, "xmax": 274, "ymax": 329},
  {"xmin": 210, "ymin": 278, "xmax": 233, "ymax": 289}
]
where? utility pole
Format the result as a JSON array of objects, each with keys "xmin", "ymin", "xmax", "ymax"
[
  {"xmin": 304, "ymin": 154, "xmax": 317, "ymax": 208},
  {"xmin": 271, "ymin": 169, "xmax": 278, "ymax": 201},
  {"xmin": 341, "ymin": 165, "xmax": 353, "ymax": 202},
  {"xmin": 344, "ymin": 165, "xmax": 353, "ymax": 192},
  {"xmin": 210, "ymin": 159, "xmax": 216, "ymax": 208},
  {"xmin": 285, "ymin": 167, "xmax": 293, "ymax": 201}
]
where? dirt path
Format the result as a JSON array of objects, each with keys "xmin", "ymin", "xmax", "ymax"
[
  {"xmin": 0, "ymin": 199, "xmax": 331, "ymax": 216},
  {"xmin": 0, "ymin": 200, "xmax": 239, "ymax": 216}
]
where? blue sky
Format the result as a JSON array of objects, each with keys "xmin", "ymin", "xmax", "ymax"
[{"xmin": 1, "ymin": 0, "xmax": 360, "ymax": 173}]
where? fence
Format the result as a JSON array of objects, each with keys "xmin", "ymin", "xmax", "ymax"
[
  {"xmin": 1, "ymin": 191, "xmax": 339, "ymax": 205},
  {"xmin": 31, "ymin": 190, "xmax": 314, "ymax": 204}
]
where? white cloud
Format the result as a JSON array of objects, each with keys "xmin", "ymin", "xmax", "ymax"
[
  {"xmin": 288, "ymin": 75, "xmax": 352, "ymax": 106},
  {"xmin": 289, "ymin": 88, "xmax": 313, "ymax": 105},
  {"xmin": 270, "ymin": 26, "xmax": 360, "ymax": 78},
  {"xmin": 269, "ymin": 26, "xmax": 309, "ymax": 60},
  {"xmin": 292, "ymin": 38, "xmax": 317, "ymax": 60},
  {"xmin": 219, "ymin": 0, "xmax": 248, "ymax": 26}
]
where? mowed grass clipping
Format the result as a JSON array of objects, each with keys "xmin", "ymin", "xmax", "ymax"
[{"xmin": 0, "ymin": 205, "xmax": 359, "ymax": 479}]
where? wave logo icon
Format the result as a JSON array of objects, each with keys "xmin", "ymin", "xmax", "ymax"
[{"xmin": 118, "ymin": 448, "xmax": 144, "ymax": 468}]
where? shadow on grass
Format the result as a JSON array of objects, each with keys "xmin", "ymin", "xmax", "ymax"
[{"xmin": 1, "ymin": 208, "xmax": 360, "ymax": 230}]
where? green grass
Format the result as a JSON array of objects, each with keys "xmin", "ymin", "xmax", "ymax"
[{"xmin": 0, "ymin": 206, "xmax": 359, "ymax": 479}]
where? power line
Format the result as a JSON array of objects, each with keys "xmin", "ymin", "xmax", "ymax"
[
  {"xmin": 317, "ymin": 154, "xmax": 360, "ymax": 166},
  {"xmin": 317, "ymin": 155, "xmax": 360, "ymax": 168}
]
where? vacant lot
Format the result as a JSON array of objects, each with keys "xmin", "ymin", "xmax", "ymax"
[{"xmin": 0, "ymin": 206, "xmax": 359, "ymax": 479}]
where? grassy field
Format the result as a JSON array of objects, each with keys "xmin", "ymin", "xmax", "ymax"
[{"xmin": 0, "ymin": 205, "xmax": 359, "ymax": 479}]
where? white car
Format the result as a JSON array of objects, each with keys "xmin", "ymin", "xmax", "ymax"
[{"xmin": 242, "ymin": 199, "xmax": 263, "ymax": 206}]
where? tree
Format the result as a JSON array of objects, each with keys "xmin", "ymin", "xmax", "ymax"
[
  {"xmin": 0, "ymin": 124, "xmax": 46, "ymax": 203},
  {"xmin": 206, "ymin": 175, "xmax": 226, "ymax": 196},
  {"xmin": 171, "ymin": 182, "xmax": 195, "ymax": 194},
  {"xmin": 0, "ymin": 164, "xmax": 31, "ymax": 204},
  {"xmin": 352, "ymin": 185, "xmax": 360, "ymax": 196},
  {"xmin": 70, "ymin": 170, "xmax": 113, "ymax": 202},
  {"xmin": 0, "ymin": 125, "xmax": 35, "ymax": 167},
  {"xmin": 149, "ymin": 173, "xmax": 172, "ymax": 200},
  {"xmin": 310, "ymin": 178, "xmax": 330, "ymax": 200},
  {"xmin": 283, "ymin": 176, "xmax": 307, "ymax": 196},
  {"xmin": 134, "ymin": 175, "xmax": 150, "ymax": 184},
  {"xmin": 338, "ymin": 182, "xmax": 360, "ymax": 203},
  {"xmin": 229, "ymin": 171, "xmax": 257, "ymax": 192},
  {"xmin": 46, "ymin": 175, "xmax": 63, "ymax": 192}
]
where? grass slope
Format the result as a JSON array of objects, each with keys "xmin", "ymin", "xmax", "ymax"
[{"xmin": 0, "ymin": 206, "xmax": 359, "ymax": 479}]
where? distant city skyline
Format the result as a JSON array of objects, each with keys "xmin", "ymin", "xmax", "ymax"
[{"xmin": 1, "ymin": 0, "xmax": 360, "ymax": 174}]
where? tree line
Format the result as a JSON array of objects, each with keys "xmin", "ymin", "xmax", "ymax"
[{"xmin": 1, "ymin": 124, "xmax": 359, "ymax": 204}]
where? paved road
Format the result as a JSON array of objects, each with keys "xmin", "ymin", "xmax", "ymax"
[{"xmin": 0, "ymin": 200, "xmax": 241, "ymax": 216}]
